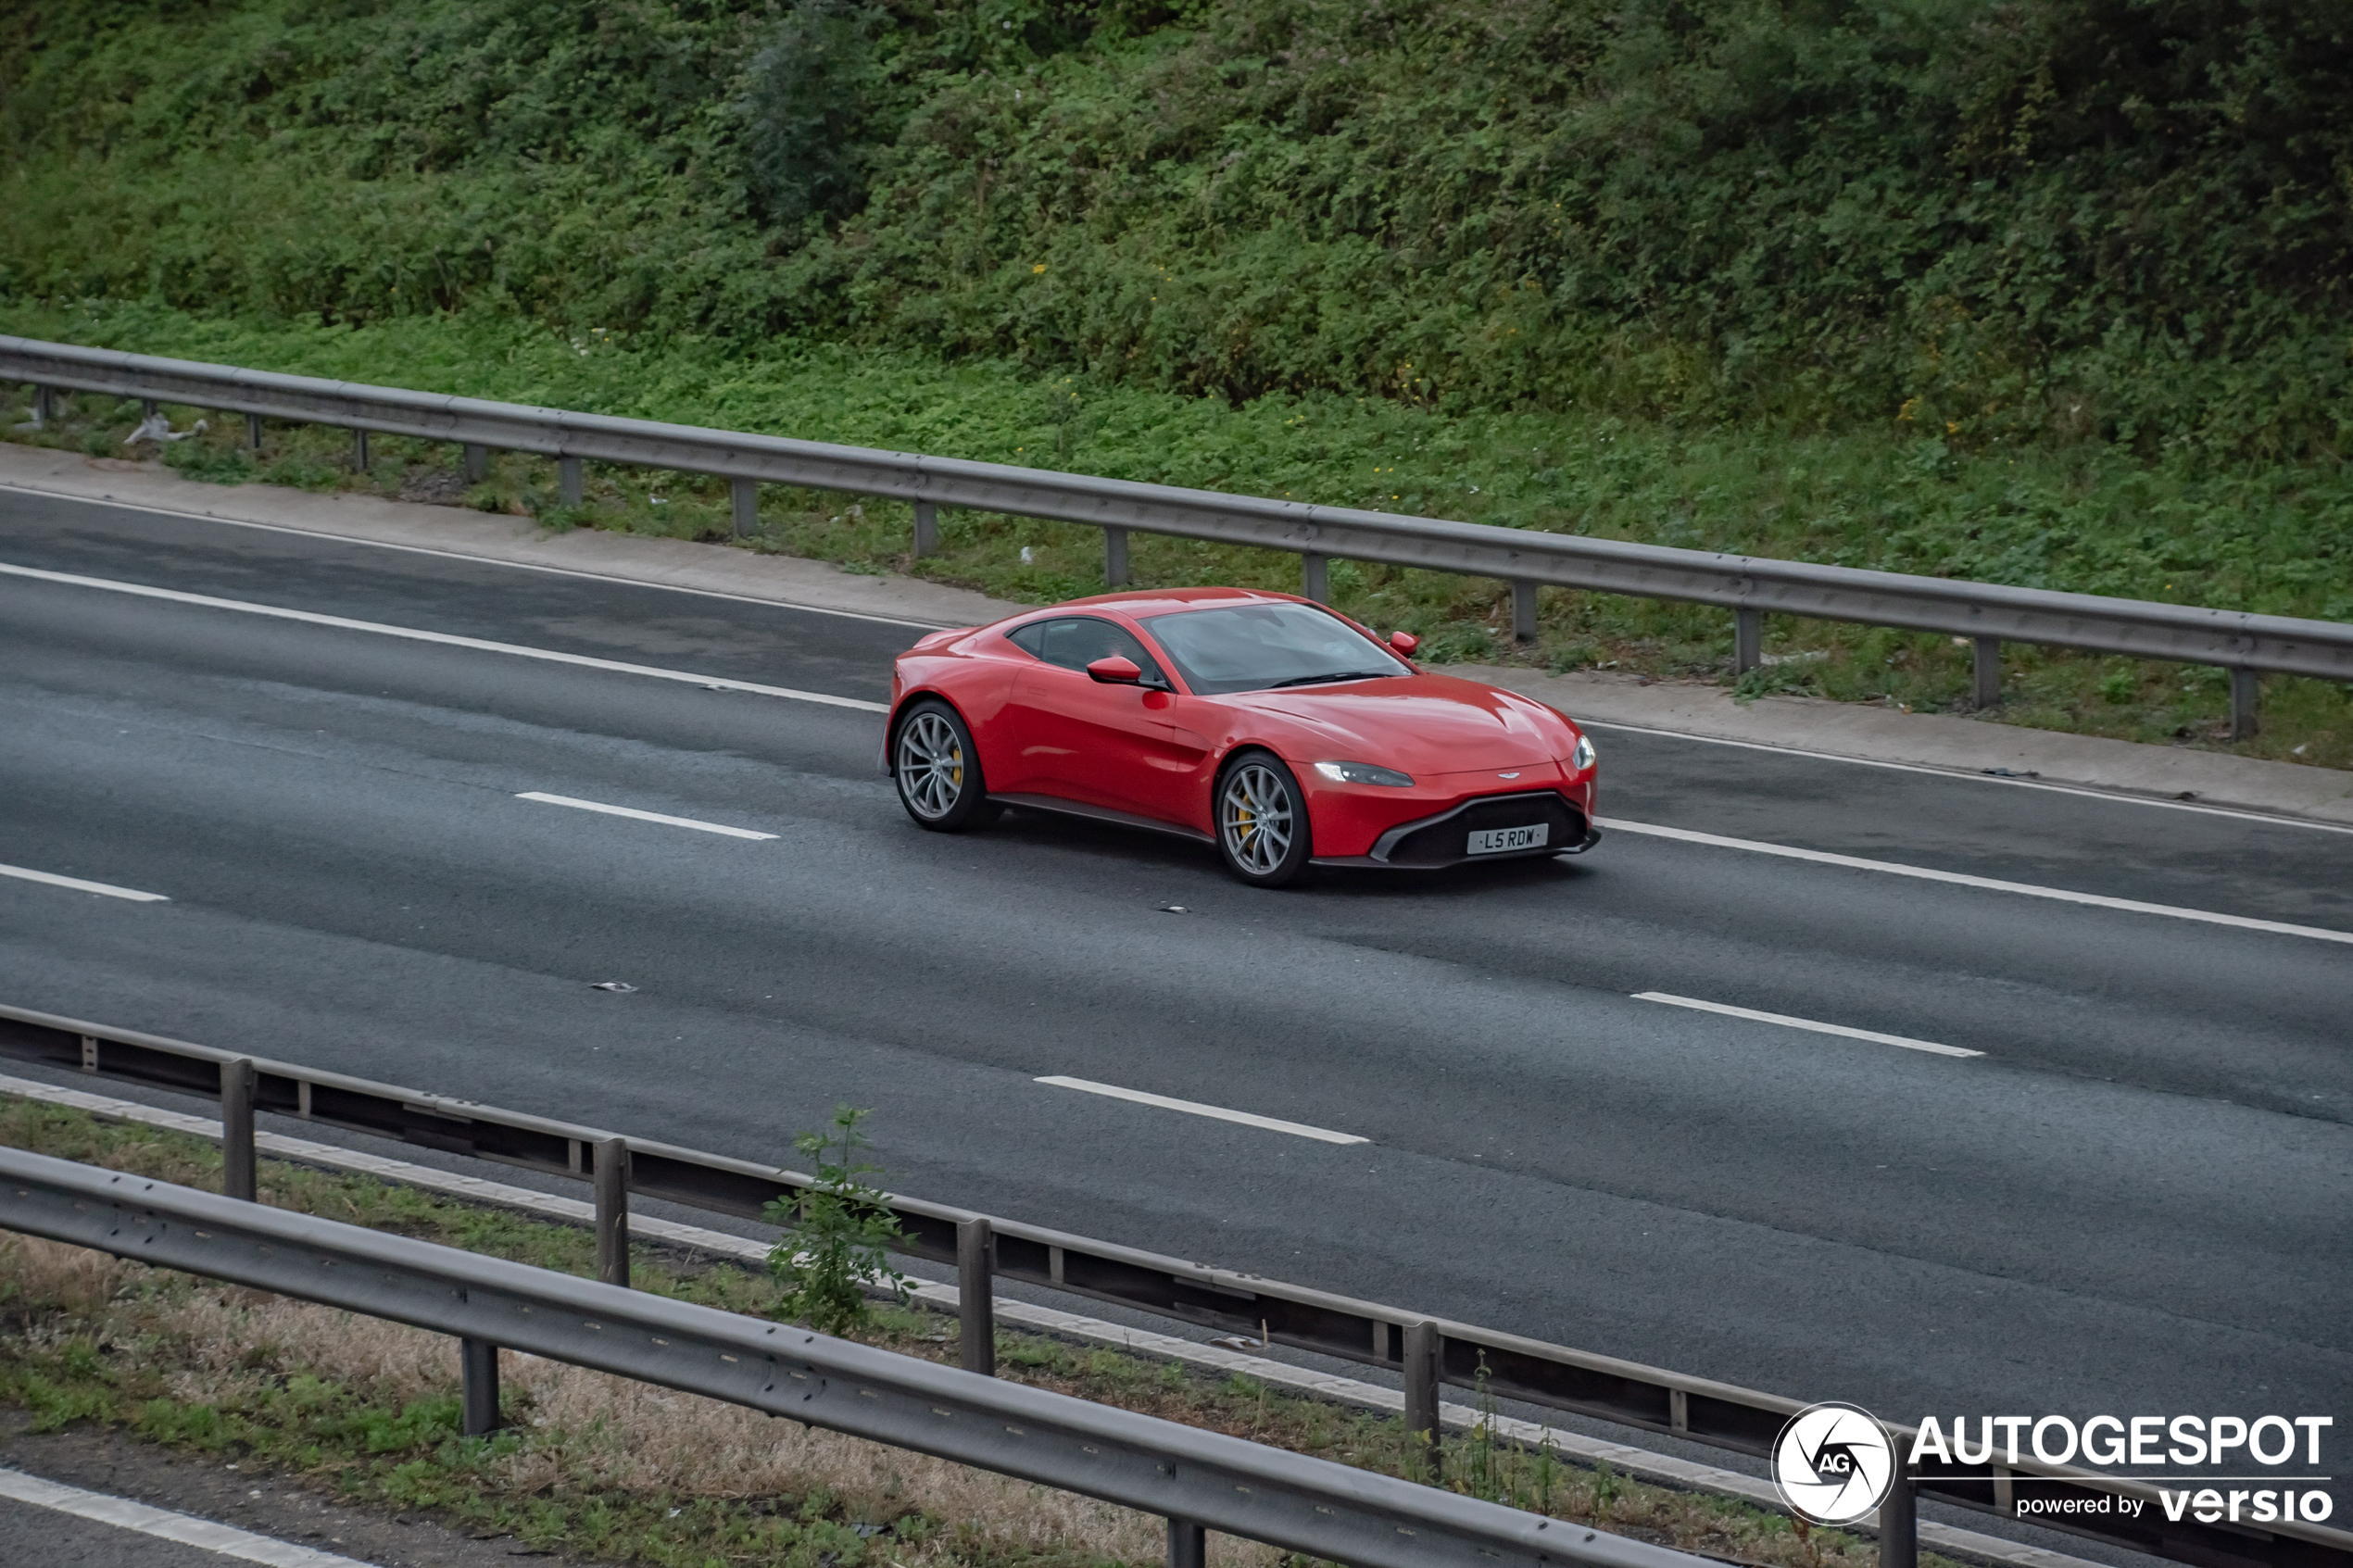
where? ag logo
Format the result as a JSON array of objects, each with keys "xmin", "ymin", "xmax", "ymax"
[{"xmin": 1772, "ymin": 1402, "xmax": 1894, "ymax": 1525}]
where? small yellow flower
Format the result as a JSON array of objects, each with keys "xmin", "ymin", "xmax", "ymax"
[{"xmin": 1032, "ymin": 264, "xmax": 1047, "ymax": 274}]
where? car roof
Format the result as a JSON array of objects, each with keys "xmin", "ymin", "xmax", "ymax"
[{"xmin": 1003, "ymin": 586, "xmax": 1307, "ymax": 621}]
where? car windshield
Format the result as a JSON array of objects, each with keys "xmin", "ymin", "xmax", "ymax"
[{"xmin": 1140, "ymin": 602, "xmax": 1411, "ymax": 696}]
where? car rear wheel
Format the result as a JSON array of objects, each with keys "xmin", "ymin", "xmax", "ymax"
[
  {"xmin": 894, "ymin": 700, "xmax": 1000, "ymax": 832},
  {"xmin": 1215, "ymin": 753, "xmax": 1312, "ymax": 887}
]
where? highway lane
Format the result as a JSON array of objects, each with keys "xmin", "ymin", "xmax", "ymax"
[{"xmin": 2, "ymin": 494, "xmax": 2349, "ymax": 1513}]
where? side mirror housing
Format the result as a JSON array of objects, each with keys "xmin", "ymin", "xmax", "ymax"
[
  {"xmin": 1087, "ymin": 655, "xmax": 1143, "ymax": 684},
  {"xmin": 1388, "ymin": 631, "xmax": 1420, "ymax": 656}
]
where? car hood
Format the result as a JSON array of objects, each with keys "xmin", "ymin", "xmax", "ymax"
[{"xmin": 1211, "ymin": 674, "xmax": 1570, "ymax": 772}]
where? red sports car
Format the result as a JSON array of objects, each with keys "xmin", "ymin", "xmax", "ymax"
[{"xmin": 886, "ymin": 587, "xmax": 1600, "ymax": 886}]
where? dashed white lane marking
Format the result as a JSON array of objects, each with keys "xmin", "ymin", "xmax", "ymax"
[
  {"xmin": 1035, "ymin": 1075, "xmax": 1369, "ymax": 1145},
  {"xmin": 0, "ymin": 862, "xmax": 170, "ymax": 902},
  {"xmin": 0, "ymin": 561, "xmax": 890, "ymax": 713},
  {"xmin": 0, "ymin": 1466, "xmax": 375, "ymax": 1566},
  {"xmin": 1631, "ymin": 993, "xmax": 1984, "ymax": 1059},
  {"xmin": 515, "ymin": 792, "xmax": 778, "ymax": 840},
  {"xmin": 1596, "ymin": 816, "xmax": 2353, "ymax": 947}
]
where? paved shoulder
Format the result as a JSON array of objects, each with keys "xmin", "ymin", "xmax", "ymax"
[
  {"xmin": 0, "ymin": 440, "xmax": 1022, "ymax": 630},
  {"xmin": 0, "ymin": 1472, "xmax": 373, "ymax": 1568},
  {"xmin": 1471, "ymin": 663, "xmax": 2353, "ymax": 826}
]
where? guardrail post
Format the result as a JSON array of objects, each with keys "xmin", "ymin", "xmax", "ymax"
[
  {"xmin": 1166, "ymin": 1517, "xmax": 1205, "ymax": 1568},
  {"xmin": 560, "ymin": 456, "xmax": 585, "ymax": 508},
  {"xmin": 731, "ymin": 476, "xmax": 758, "ymax": 537},
  {"xmin": 1104, "ymin": 526, "xmax": 1130, "ymax": 587},
  {"xmin": 1878, "ymin": 1457, "xmax": 1916, "ymax": 1568},
  {"xmin": 1734, "ymin": 608, "xmax": 1764, "ymax": 673},
  {"xmin": 1403, "ymin": 1319, "xmax": 1441, "ymax": 1478},
  {"xmin": 913, "ymin": 500, "xmax": 939, "ymax": 558},
  {"xmin": 1301, "ymin": 552, "xmax": 1328, "ymax": 603},
  {"xmin": 35, "ymin": 385, "xmax": 55, "ymax": 425},
  {"xmin": 245, "ymin": 412, "xmax": 263, "ymax": 451},
  {"xmin": 1972, "ymin": 637, "xmax": 2001, "ymax": 708},
  {"xmin": 220, "ymin": 1058, "xmax": 258, "ymax": 1202},
  {"xmin": 350, "ymin": 428, "xmax": 371, "ymax": 472},
  {"xmin": 142, "ymin": 398, "xmax": 157, "ymax": 419},
  {"xmin": 462, "ymin": 443, "xmax": 488, "ymax": 483},
  {"xmin": 957, "ymin": 1216, "xmax": 996, "ymax": 1376},
  {"xmin": 593, "ymin": 1137, "xmax": 630, "ymax": 1288},
  {"xmin": 459, "ymin": 1336, "xmax": 502, "ymax": 1436},
  {"xmin": 1512, "ymin": 580, "xmax": 1539, "ymax": 643},
  {"xmin": 2230, "ymin": 668, "xmax": 2259, "ymax": 740}
]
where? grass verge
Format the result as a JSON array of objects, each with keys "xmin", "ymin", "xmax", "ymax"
[
  {"xmin": 3, "ymin": 296, "xmax": 2348, "ymax": 771},
  {"xmin": 0, "ymin": 1095, "xmax": 1949, "ymax": 1568}
]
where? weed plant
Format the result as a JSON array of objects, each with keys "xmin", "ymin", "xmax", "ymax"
[{"xmin": 764, "ymin": 1105, "xmax": 912, "ymax": 1336}]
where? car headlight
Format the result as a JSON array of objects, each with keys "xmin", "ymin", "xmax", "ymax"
[
  {"xmin": 1569, "ymin": 733, "xmax": 1596, "ymax": 771},
  {"xmin": 1314, "ymin": 760, "xmax": 1415, "ymax": 787}
]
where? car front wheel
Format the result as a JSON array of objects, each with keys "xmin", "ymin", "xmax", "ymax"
[
  {"xmin": 1215, "ymin": 753, "xmax": 1313, "ymax": 887},
  {"xmin": 894, "ymin": 699, "xmax": 1000, "ymax": 832}
]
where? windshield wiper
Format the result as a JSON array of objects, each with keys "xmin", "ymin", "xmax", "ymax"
[{"xmin": 1267, "ymin": 671, "xmax": 1398, "ymax": 688}]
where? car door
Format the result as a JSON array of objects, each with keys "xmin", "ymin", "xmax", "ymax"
[{"xmin": 1002, "ymin": 617, "xmax": 1185, "ymax": 816}]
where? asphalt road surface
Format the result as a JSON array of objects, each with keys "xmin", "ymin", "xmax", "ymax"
[{"xmin": 4, "ymin": 490, "xmax": 2348, "ymax": 1519}]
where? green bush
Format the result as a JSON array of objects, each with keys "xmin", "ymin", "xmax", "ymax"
[{"xmin": 164, "ymin": 439, "xmax": 254, "ymax": 484}]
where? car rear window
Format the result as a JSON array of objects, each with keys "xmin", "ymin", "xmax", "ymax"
[{"xmin": 1006, "ymin": 616, "xmax": 1166, "ymax": 683}]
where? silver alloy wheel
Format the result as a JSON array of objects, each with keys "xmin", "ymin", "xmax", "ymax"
[
  {"xmin": 1219, "ymin": 761, "xmax": 1295, "ymax": 875},
  {"xmin": 897, "ymin": 710, "xmax": 968, "ymax": 820}
]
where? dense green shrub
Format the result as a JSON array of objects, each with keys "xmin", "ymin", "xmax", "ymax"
[{"xmin": 4, "ymin": 0, "xmax": 2347, "ymax": 459}]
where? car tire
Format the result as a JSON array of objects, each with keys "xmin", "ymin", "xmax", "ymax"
[
  {"xmin": 893, "ymin": 699, "xmax": 1000, "ymax": 832},
  {"xmin": 1214, "ymin": 751, "xmax": 1313, "ymax": 887}
]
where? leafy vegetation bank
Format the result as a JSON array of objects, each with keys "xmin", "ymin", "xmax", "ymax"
[{"xmin": 2, "ymin": 0, "xmax": 2349, "ymax": 760}]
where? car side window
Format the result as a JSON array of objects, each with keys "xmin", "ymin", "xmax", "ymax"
[{"xmin": 1010, "ymin": 617, "xmax": 1167, "ymax": 684}]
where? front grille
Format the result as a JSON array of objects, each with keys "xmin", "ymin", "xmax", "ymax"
[{"xmin": 1374, "ymin": 791, "xmax": 1587, "ymax": 867}]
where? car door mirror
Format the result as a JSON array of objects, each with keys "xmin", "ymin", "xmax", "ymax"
[
  {"xmin": 1086, "ymin": 655, "xmax": 1143, "ymax": 684},
  {"xmin": 1388, "ymin": 631, "xmax": 1420, "ymax": 656}
]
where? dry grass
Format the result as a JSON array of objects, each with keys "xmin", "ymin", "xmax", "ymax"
[{"xmin": 0, "ymin": 1231, "xmax": 1272, "ymax": 1567}]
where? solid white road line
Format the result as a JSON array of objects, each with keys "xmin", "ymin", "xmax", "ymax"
[
  {"xmin": 515, "ymin": 791, "xmax": 778, "ymax": 839},
  {"xmin": 0, "ymin": 861, "xmax": 170, "ymax": 902},
  {"xmin": 1036, "ymin": 1075, "xmax": 1369, "ymax": 1145},
  {"xmin": 1632, "ymin": 992, "xmax": 1984, "ymax": 1058},
  {"xmin": 1580, "ymin": 718, "xmax": 2353, "ymax": 835},
  {"xmin": 0, "ymin": 480, "xmax": 943, "ymax": 629},
  {"xmin": 0, "ymin": 560, "xmax": 890, "ymax": 713},
  {"xmin": 1596, "ymin": 816, "xmax": 2353, "ymax": 947},
  {"xmin": 0, "ymin": 1466, "xmax": 375, "ymax": 1567}
]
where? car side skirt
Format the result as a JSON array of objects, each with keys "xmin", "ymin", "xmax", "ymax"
[{"xmin": 989, "ymin": 793, "xmax": 1215, "ymax": 844}]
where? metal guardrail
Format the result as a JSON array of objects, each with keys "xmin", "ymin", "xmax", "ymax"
[
  {"xmin": 3, "ymin": 1001, "xmax": 2347, "ymax": 1568},
  {"xmin": 0, "ymin": 1145, "xmax": 1705, "ymax": 1568},
  {"xmin": 6, "ymin": 336, "xmax": 2351, "ymax": 740}
]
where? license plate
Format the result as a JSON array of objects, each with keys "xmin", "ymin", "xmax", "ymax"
[{"xmin": 1467, "ymin": 823, "xmax": 1548, "ymax": 855}]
